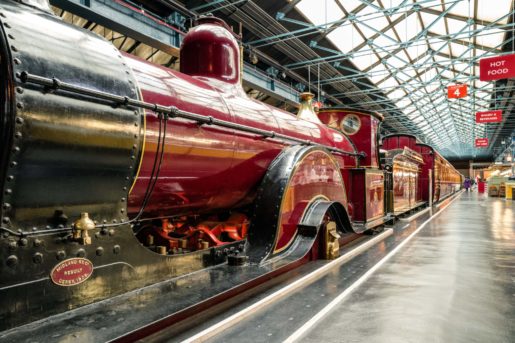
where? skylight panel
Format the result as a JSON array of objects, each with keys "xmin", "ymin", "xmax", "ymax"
[
  {"xmin": 396, "ymin": 98, "xmax": 411, "ymax": 108},
  {"xmin": 369, "ymin": 73, "xmax": 386, "ymax": 84},
  {"xmin": 405, "ymin": 44, "xmax": 426, "ymax": 61},
  {"xmin": 336, "ymin": 0, "xmax": 363, "ymax": 13},
  {"xmin": 453, "ymin": 62, "xmax": 471, "ymax": 74},
  {"xmin": 350, "ymin": 5, "xmax": 381, "ymax": 37},
  {"xmin": 403, "ymin": 67, "xmax": 417, "ymax": 78},
  {"xmin": 421, "ymin": 12, "xmax": 447, "ymax": 36},
  {"xmin": 378, "ymin": 76, "xmax": 399, "ymax": 89},
  {"xmin": 440, "ymin": 69, "xmax": 455, "ymax": 80},
  {"xmin": 383, "ymin": 0, "xmax": 412, "ymax": 21},
  {"xmin": 474, "ymin": 47, "xmax": 491, "ymax": 59},
  {"xmin": 370, "ymin": 34, "xmax": 397, "ymax": 56},
  {"xmin": 415, "ymin": 54, "xmax": 435, "ymax": 69},
  {"xmin": 412, "ymin": 116, "xmax": 425, "ymax": 124},
  {"xmin": 368, "ymin": 61, "xmax": 388, "ymax": 75},
  {"xmin": 419, "ymin": 68, "xmax": 438, "ymax": 83},
  {"xmin": 406, "ymin": 111, "xmax": 418, "ymax": 119},
  {"xmin": 481, "ymin": 83, "xmax": 494, "ymax": 92},
  {"xmin": 476, "ymin": 0, "xmax": 512, "ymax": 25},
  {"xmin": 476, "ymin": 91, "xmax": 490, "ymax": 100},
  {"xmin": 354, "ymin": 21, "xmax": 376, "ymax": 39},
  {"xmin": 395, "ymin": 72, "xmax": 412, "ymax": 82},
  {"xmin": 360, "ymin": 11, "xmax": 390, "ymax": 34},
  {"xmin": 413, "ymin": 89, "xmax": 429, "ymax": 98},
  {"xmin": 352, "ymin": 52, "xmax": 379, "ymax": 71},
  {"xmin": 387, "ymin": 89, "xmax": 406, "ymax": 101},
  {"xmin": 432, "ymin": 54, "xmax": 449, "ymax": 64},
  {"xmin": 445, "ymin": 17, "xmax": 468, "ymax": 35},
  {"xmin": 327, "ymin": 24, "xmax": 365, "ymax": 52},
  {"xmin": 436, "ymin": 103, "xmax": 448, "ymax": 111},
  {"xmin": 385, "ymin": 54, "xmax": 408, "ymax": 69},
  {"xmin": 473, "ymin": 66, "xmax": 480, "ymax": 77},
  {"xmin": 445, "ymin": 1, "xmax": 476, "ymax": 20},
  {"xmin": 449, "ymin": 42, "xmax": 470, "ymax": 58},
  {"xmin": 394, "ymin": 12, "xmax": 419, "ymax": 42},
  {"xmin": 442, "ymin": 116, "xmax": 454, "ymax": 124},
  {"xmin": 429, "ymin": 41, "xmax": 449, "ymax": 55},
  {"xmin": 296, "ymin": 0, "xmax": 344, "ymax": 27},
  {"xmin": 474, "ymin": 80, "xmax": 490, "ymax": 89},
  {"xmin": 475, "ymin": 26, "xmax": 506, "ymax": 49},
  {"xmin": 425, "ymin": 83, "xmax": 441, "ymax": 94}
]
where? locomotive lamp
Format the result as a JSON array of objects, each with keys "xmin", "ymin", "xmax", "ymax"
[{"xmin": 73, "ymin": 213, "xmax": 95, "ymax": 245}]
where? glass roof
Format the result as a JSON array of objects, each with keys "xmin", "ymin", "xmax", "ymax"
[{"xmin": 294, "ymin": 0, "xmax": 514, "ymax": 159}]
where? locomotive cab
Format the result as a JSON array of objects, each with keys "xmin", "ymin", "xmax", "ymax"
[{"xmin": 317, "ymin": 108, "xmax": 387, "ymax": 230}]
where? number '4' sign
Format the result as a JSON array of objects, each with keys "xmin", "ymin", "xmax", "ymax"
[{"xmin": 447, "ymin": 84, "xmax": 468, "ymax": 99}]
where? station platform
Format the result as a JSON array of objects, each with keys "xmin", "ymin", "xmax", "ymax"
[
  {"xmin": 299, "ymin": 192, "xmax": 515, "ymax": 343},
  {"xmin": 175, "ymin": 192, "xmax": 514, "ymax": 343}
]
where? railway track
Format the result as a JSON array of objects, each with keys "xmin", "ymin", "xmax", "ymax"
[
  {"xmin": 143, "ymin": 192, "xmax": 462, "ymax": 343},
  {"xmin": 0, "ymin": 193, "xmax": 462, "ymax": 343}
]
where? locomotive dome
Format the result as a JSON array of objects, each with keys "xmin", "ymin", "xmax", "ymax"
[{"xmin": 180, "ymin": 16, "xmax": 241, "ymax": 84}]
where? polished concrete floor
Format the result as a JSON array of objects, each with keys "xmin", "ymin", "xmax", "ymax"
[{"xmin": 303, "ymin": 192, "xmax": 515, "ymax": 343}]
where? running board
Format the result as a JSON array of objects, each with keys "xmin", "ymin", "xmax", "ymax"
[
  {"xmin": 351, "ymin": 214, "xmax": 392, "ymax": 233},
  {"xmin": 399, "ymin": 207, "xmax": 431, "ymax": 222}
]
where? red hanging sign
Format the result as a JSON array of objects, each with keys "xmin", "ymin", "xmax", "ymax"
[
  {"xmin": 475, "ymin": 110, "xmax": 502, "ymax": 123},
  {"xmin": 475, "ymin": 138, "xmax": 489, "ymax": 148},
  {"xmin": 479, "ymin": 54, "xmax": 515, "ymax": 81},
  {"xmin": 447, "ymin": 84, "xmax": 467, "ymax": 98}
]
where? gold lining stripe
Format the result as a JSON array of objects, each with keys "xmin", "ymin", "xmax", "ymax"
[
  {"xmin": 273, "ymin": 194, "xmax": 330, "ymax": 254},
  {"xmin": 129, "ymin": 84, "xmax": 147, "ymax": 195},
  {"xmin": 273, "ymin": 150, "xmax": 346, "ymax": 254}
]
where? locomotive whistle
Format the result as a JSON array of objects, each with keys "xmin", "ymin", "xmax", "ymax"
[{"xmin": 73, "ymin": 213, "xmax": 95, "ymax": 245}]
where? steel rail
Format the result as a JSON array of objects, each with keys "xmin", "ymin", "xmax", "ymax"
[{"xmin": 184, "ymin": 232, "xmax": 395, "ymax": 342}]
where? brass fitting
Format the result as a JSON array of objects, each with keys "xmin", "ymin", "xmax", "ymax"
[
  {"xmin": 321, "ymin": 221, "xmax": 340, "ymax": 260},
  {"xmin": 73, "ymin": 212, "xmax": 95, "ymax": 245},
  {"xmin": 297, "ymin": 92, "xmax": 321, "ymax": 124},
  {"xmin": 179, "ymin": 239, "xmax": 188, "ymax": 249}
]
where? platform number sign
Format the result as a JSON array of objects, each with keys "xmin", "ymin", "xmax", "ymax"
[{"xmin": 447, "ymin": 84, "xmax": 467, "ymax": 99}]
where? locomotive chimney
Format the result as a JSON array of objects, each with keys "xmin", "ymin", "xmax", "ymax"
[
  {"xmin": 317, "ymin": 108, "xmax": 383, "ymax": 168},
  {"xmin": 180, "ymin": 16, "xmax": 241, "ymax": 85}
]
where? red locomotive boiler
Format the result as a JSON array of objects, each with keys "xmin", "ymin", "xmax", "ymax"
[
  {"xmin": 0, "ymin": 0, "xmax": 461, "ymax": 331},
  {"xmin": 0, "ymin": 1, "xmax": 377, "ymax": 330}
]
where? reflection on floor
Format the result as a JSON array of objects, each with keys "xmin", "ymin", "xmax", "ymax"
[{"xmin": 303, "ymin": 192, "xmax": 515, "ymax": 343}]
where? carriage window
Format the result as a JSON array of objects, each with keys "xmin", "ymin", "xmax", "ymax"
[{"xmin": 340, "ymin": 114, "xmax": 361, "ymax": 135}]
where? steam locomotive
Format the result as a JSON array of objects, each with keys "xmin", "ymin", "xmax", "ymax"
[{"xmin": 0, "ymin": 0, "xmax": 461, "ymax": 330}]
